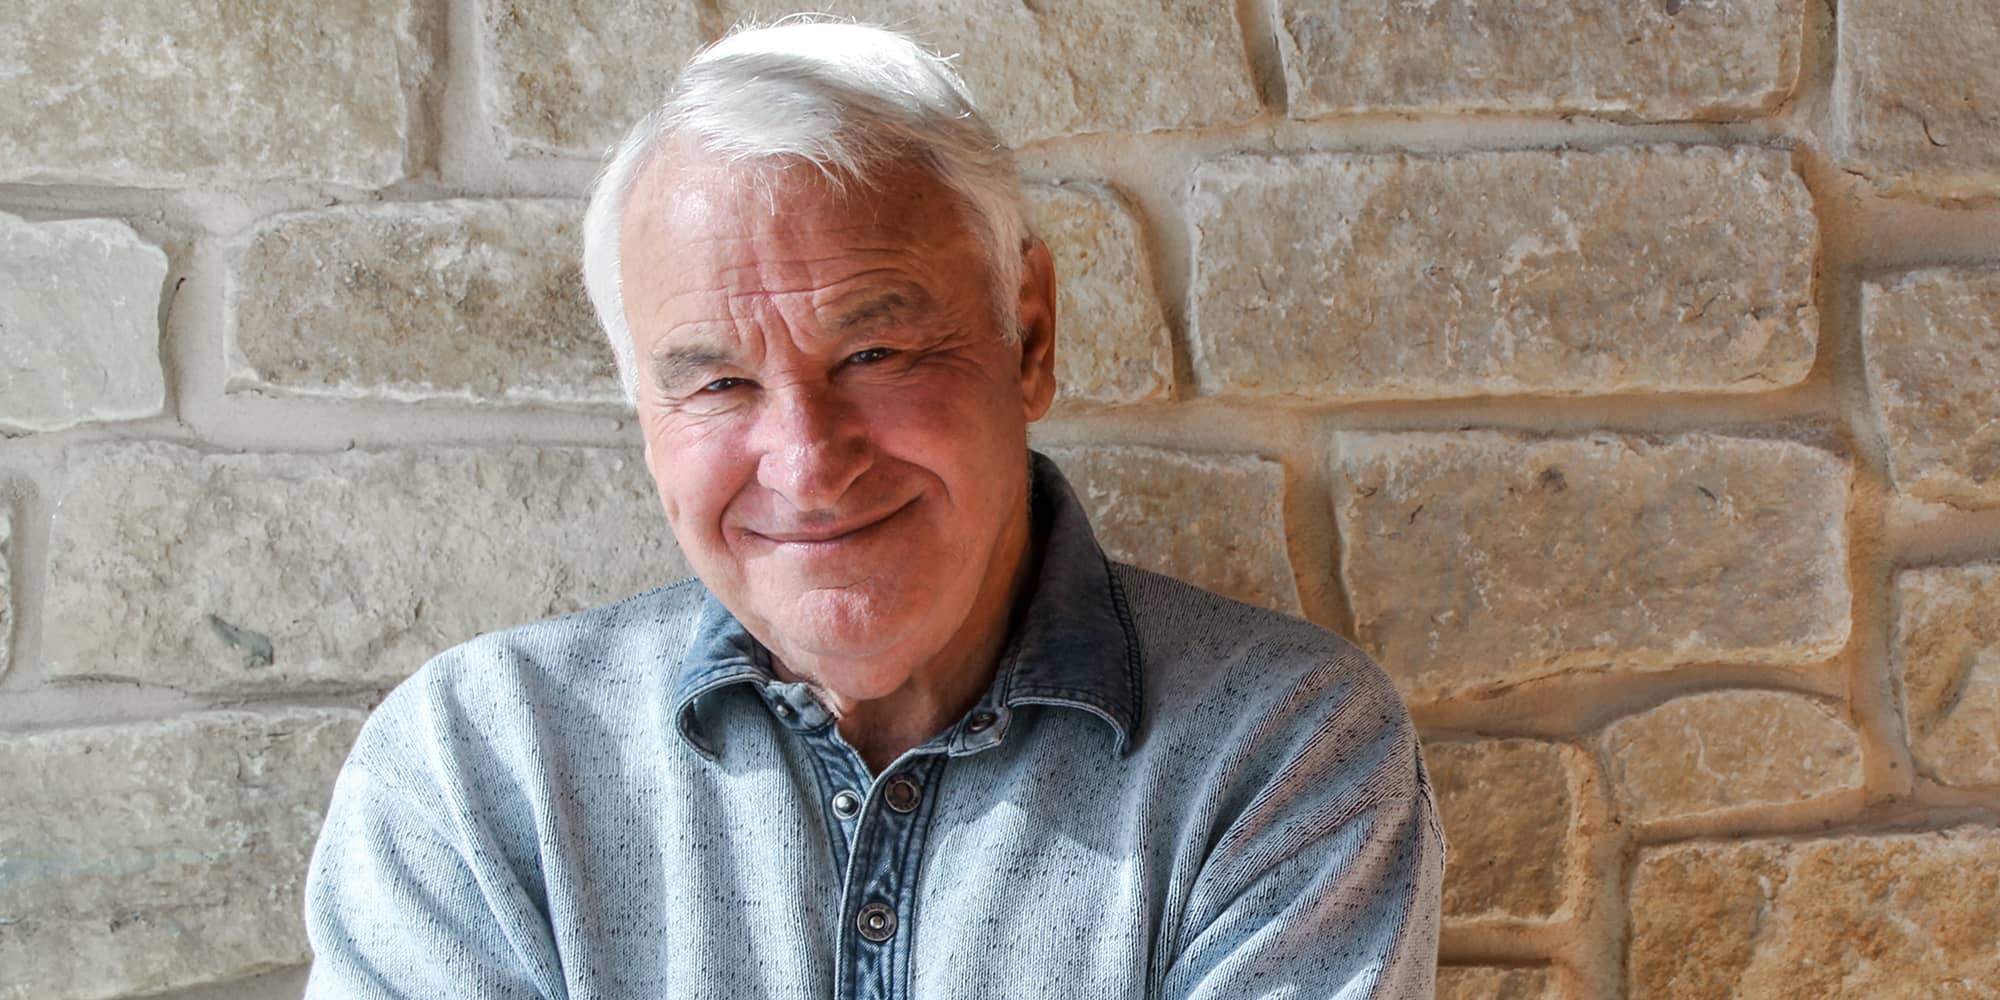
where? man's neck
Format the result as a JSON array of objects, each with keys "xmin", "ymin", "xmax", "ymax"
[{"xmin": 780, "ymin": 502, "xmax": 1042, "ymax": 775}]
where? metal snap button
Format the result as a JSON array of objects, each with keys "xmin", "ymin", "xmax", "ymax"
[
  {"xmin": 856, "ymin": 902, "xmax": 897, "ymax": 943},
  {"xmin": 884, "ymin": 775, "xmax": 921, "ymax": 813},
  {"xmin": 831, "ymin": 790, "xmax": 861, "ymax": 819},
  {"xmin": 772, "ymin": 700, "xmax": 797, "ymax": 721},
  {"xmin": 966, "ymin": 710, "xmax": 998, "ymax": 734}
]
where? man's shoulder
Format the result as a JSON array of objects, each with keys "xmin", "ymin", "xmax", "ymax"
[
  {"xmin": 1110, "ymin": 562, "xmax": 1381, "ymax": 685},
  {"xmin": 1108, "ymin": 561, "xmax": 1412, "ymax": 745},
  {"xmin": 413, "ymin": 577, "xmax": 708, "ymax": 691},
  {"xmin": 350, "ymin": 580, "xmax": 709, "ymax": 772}
]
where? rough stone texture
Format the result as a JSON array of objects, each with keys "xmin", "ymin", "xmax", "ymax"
[
  {"xmin": 1336, "ymin": 432, "xmax": 1851, "ymax": 701},
  {"xmin": 1602, "ymin": 690, "xmax": 1863, "ymax": 825},
  {"xmin": 227, "ymin": 200, "xmax": 619, "ymax": 407},
  {"xmin": 1837, "ymin": 0, "xmax": 2000, "ymax": 195},
  {"xmin": 1436, "ymin": 967, "xmax": 1565, "ymax": 1000},
  {"xmin": 1862, "ymin": 268, "xmax": 2000, "ymax": 509},
  {"xmin": 0, "ymin": 214, "xmax": 167, "ymax": 433},
  {"xmin": 1894, "ymin": 563, "xmax": 2000, "ymax": 788},
  {"xmin": 0, "ymin": 0, "xmax": 413, "ymax": 187},
  {"xmin": 1279, "ymin": 0, "xmax": 1800, "ymax": 122},
  {"xmin": 1630, "ymin": 830, "xmax": 2000, "ymax": 998},
  {"xmin": 0, "ymin": 709, "xmax": 364, "ymax": 1000},
  {"xmin": 1, "ymin": 505, "xmax": 11, "ymax": 679},
  {"xmin": 1046, "ymin": 446, "xmax": 1300, "ymax": 615},
  {"xmin": 1028, "ymin": 184, "xmax": 1172, "ymax": 410},
  {"xmin": 716, "ymin": 2, "xmax": 1260, "ymax": 145},
  {"xmin": 43, "ymin": 442, "xmax": 686, "ymax": 694},
  {"xmin": 1189, "ymin": 147, "xmax": 1818, "ymax": 403},
  {"xmin": 1427, "ymin": 740, "xmax": 1594, "ymax": 924},
  {"xmin": 477, "ymin": 0, "xmax": 706, "ymax": 158}
]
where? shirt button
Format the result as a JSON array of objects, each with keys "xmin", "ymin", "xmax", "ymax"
[
  {"xmin": 966, "ymin": 710, "xmax": 997, "ymax": 733},
  {"xmin": 856, "ymin": 902, "xmax": 898, "ymax": 943},
  {"xmin": 884, "ymin": 775, "xmax": 922, "ymax": 814},
  {"xmin": 772, "ymin": 701, "xmax": 797, "ymax": 721},
  {"xmin": 831, "ymin": 790, "xmax": 861, "ymax": 819}
]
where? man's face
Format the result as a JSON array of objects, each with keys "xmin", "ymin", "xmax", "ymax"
[{"xmin": 620, "ymin": 154, "xmax": 1056, "ymax": 702}]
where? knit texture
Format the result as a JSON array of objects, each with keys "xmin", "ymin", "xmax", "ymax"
[{"xmin": 303, "ymin": 454, "xmax": 1444, "ymax": 998}]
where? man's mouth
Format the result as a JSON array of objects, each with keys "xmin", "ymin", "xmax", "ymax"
[{"xmin": 751, "ymin": 498, "xmax": 917, "ymax": 546}]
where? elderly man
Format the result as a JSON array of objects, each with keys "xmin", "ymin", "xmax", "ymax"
[{"xmin": 304, "ymin": 19, "xmax": 1442, "ymax": 999}]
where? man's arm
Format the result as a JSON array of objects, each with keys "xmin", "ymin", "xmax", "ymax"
[
  {"xmin": 303, "ymin": 755, "xmax": 560, "ymax": 999},
  {"xmin": 1162, "ymin": 658, "xmax": 1446, "ymax": 999}
]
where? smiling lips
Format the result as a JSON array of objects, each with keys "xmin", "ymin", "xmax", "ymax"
[{"xmin": 748, "ymin": 497, "xmax": 917, "ymax": 548}]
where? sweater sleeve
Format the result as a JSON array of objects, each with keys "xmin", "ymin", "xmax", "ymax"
[
  {"xmin": 1160, "ymin": 656, "xmax": 1447, "ymax": 1000},
  {"xmin": 302, "ymin": 758, "xmax": 563, "ymax": 999}
]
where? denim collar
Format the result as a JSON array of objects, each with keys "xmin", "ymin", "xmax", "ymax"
[{"xmin": 671, "ymin": 451, "xmax": 1143, "ymax": 759}]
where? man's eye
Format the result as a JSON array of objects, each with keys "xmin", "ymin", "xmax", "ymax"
[
  {"xmin": 846, "ymin": 347, "xmax": 897, "ymax": 366},
  {"xmin": 699, "ymin": 377, "xmax": 749, "ymax": 393}
]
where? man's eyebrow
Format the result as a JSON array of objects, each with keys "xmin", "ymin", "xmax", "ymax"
[{"xmin": 649, "ymin": 344, "xmax": 733, "ymax": 386}]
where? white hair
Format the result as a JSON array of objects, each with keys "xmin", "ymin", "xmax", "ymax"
[{"xmin": 582, "ymin": 17, "xmax": 1030, "ymax": 403}]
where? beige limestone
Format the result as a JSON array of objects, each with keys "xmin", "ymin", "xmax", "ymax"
[
  {"xmin": 1630, "ymin": 830, "xmax": 2000, "ymax": 998},
  {"xmin": 1046, "ymin": 446, "xmax": 1300, "ymax": 615},
  {"xmin": 0, "ymin": 0, "xmax": 412, "ymax": 187},
  {"xmin": 0, "ymin": 709, "xmax": 363, "ymax": 1000},
  {"xmin": 1837, "ymin": 0, "xmax": 2000, "ymax": 195},
  {"xmin": 1335, "ymin": 432, "xmax": 1851, "ymax": 701},
  {"xmin": 1437, "ymin": 967, "xmax": 1565, "ymax": 1000},
  {"xmin": 1862, "ymin": 268, "xmax": 2000, "ymax": 509},
  {"xmin": 0, "ymin": 214, "xmax": 167, "ymax": 432},
  {"xmin": 1894, "ymin": 563, "xmax": 2000, "ymax": 787},
  {"xmin": 1279, "ymin": 0, "xmax": 1800, "ymax": 122},
  {"xmin": 227, "ymin": 200, "xmax": 619, "ymax": 407},
  {"xmin": 478, "ymin": 0, "xmax": 707, "ymax": 157},
  {"xmin": 43, "ymin": 442, "xmax": 686, "ymax": 694},
  {"xmin": 1028, "ymin": 184, "xmax": 1172, "ymax": 410},
  {"xmin": 1427, "ymin": 740, "xmax": 1593, "ymax": 923},
  {"xmin": 1189, "ymin": 146, "xmax": 1817, "ymax": 403},
  {"xmin": 1601, "ymin": 690, "xmax": 1863, "ymax": 825},
  {"xmin": 1, "ymin": 506, "xmax": 10, "ymax": 678},
  {"xmin": 715, "ymin": 1, "xmax": 1260, "ymax": 145}
]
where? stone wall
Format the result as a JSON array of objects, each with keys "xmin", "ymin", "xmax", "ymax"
[{"xmin": 3, "ymin": 2, "xmax": 1997, "ymax": 998}]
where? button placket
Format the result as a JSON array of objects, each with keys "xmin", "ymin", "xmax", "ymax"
[{"xmin": 833, "ymin": 754, "xmax": 946, "ymax": 1000}]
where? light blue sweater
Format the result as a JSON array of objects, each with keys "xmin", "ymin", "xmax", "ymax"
[{"xmin": 303, "ymin": 454, "xmax": 1443, "ymax": 998}]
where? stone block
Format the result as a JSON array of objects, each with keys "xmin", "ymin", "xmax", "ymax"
[
  {"xmin": 0, "ymin": 0, "xmax": 413, "ymax": 187},
  {"xmin": 1894, "ymin": 563, "xmax": 2000, "ymax": 787},
  {"xmin": 1335, "ymin": 432, "xmax": 1851, "ymax": 701},
  {"xmin": 1189, "ymin": 147, "xmax": 1817, "ymax": 403},
  {"xmin": 1029, "ymin": 184, "xmax": 1172, "ymax": 410},
  {"xmin": 1437, "ymin": 967, "xmax": 1564, "ymax": 1000},
  {"xmin": 1601, "ymin": 690, "xmax": 1863, "ymax": 825},
  {"xmin": 44, "ymin": 442, "xmax": 686, "ymax": 693},
  {"xmin": 1279, "ymin": 0, "xmax": 1800, "ymax": 122},
  {"xmin": 1046, "ymin": 446, "xmax": 1299, "ymax": 615},
  {"xmin": 1427, "ymin": 740, "xmax": 1594, "ymax": 924},
  {"xmin": 1837, "ymin": 0, "xmax": 2000, "ymax": 195},
  {"xmin": 1862, "ymin": 268, "xmax": 2000, "ymax": 509},
  {"xmin": 714, "ymin": 2, "xmax": 1260, "ymax": 145},
  {"xmin": 226, "ymin": 200, "xmax": 619, "ymax": 407},
  {"xmin": 1630, "ymin": 830, "xmax": 2000, "ymax": 998},
  {"xmin": 0, "ymin": 709, "xmax": 364, "ymax": 1000},
  {"xmin": 477, "ymin": 0, "xmax": 707, "ymax": 158},
  {"xmin": 0, "ymin": 214, "xmax": 167, "ymax": 432}
]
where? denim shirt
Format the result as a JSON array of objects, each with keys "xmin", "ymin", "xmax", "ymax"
[{"xmin": 304, "ymin": 453, "xmax": 1444, "ymax": 999}]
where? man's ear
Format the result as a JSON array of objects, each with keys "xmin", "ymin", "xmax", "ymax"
[{"xmin": 1015, "ymin": 237, "xmax": 1058, "ymax": 421}]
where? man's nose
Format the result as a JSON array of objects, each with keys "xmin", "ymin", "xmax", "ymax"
[{"xmin": 752, "ymin": 383, "xmax": 872, "ymax": 510}]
